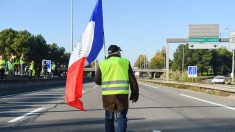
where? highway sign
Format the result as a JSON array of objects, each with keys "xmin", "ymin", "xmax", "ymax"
[
  {"xmin": 188, "ymin": 38, "xmax": 219, "ymax": 43},
  {"xmin": 230, "ymin": 32, "xmax": 235, "ymax": 50},
  {"xmin": 188, "ymin": 66, "xmax": 197, "ymax": 78},
  {"xmin": 42, "ymin": 60, "xmax": 51, "ymax": 72},
  {"xmin": 188, "ymin": 43, "xmax": 221, "ymax": 49}
]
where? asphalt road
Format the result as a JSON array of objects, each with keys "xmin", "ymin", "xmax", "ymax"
[{"xmin": 1, "ymin": 82, "xmax": 235, "ymax": 132}]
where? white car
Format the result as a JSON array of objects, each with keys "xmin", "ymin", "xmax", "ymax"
[{"xmin": 212, "ymin": 76, "xmax": 225, "ymax": 84}]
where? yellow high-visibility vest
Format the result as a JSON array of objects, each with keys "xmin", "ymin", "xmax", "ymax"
[
  {"xmin": 0, "ymin": 59, "xmax": 6, "ymax": 69},
  {"xmin": 99, "ymin": 57, "xmax": 129, "ymax": 95},
  {"xmin": 7, "ymin": 61, "xmax": 14, "ymax": 70}
]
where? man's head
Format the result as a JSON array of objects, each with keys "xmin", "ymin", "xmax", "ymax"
[{"xmin": 107, "ymin": 45, "xmax": 122, "ymax": 56}]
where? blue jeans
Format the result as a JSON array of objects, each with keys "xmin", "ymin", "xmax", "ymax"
[{"xmin": 105, "ymin": 110, "xmax": 128, "ymax": 132}]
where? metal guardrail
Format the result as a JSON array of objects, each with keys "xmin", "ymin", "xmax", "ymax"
[{"xmin": 133, "ymin": 69, "xmax": 165, "ymax": 73}]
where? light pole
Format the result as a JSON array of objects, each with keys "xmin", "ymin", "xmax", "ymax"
[
  {"xmin": 232, "ymin": 49, "xmax": 234, "ymax": 83},
  {"xmin": 182, "ymin": 44, "xmax": 185, "ymax": 77},
  {"xmin": 71, "ymin": 0, "xmax": 74, "ymax": 51}
]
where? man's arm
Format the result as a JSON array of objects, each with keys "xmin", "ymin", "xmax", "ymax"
[
  {"xmin": 128, "ymin": 63, "xmax": 139, "ymax": 102},
  {"xmin": 95, "ymin": 67, "xmax": 102, "ymax": 85}
]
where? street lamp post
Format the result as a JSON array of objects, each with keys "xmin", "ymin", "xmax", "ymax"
[
  {"xmin": 232, "ymin": 49, "xmax": 234, "ymax": 83},
  {"xmin": 182, "ymin": 44, "xmax": 185, "ymax": 77},
  {"xmin": 71, "ymin": 0, "xmax": 74, "ymax": 51}
]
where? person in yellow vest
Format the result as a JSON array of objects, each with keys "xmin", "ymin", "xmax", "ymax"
[
  {"xmin": 51, "ymin": 61, "xmax": 56, "ymax": 78},
  {"xmin": 0, "ymin": 55, "xmax": 6, "ymax": 80},
  {"xmin": 20, "ymin": 54, "xmax": 26, "ymax": 75},
  {"xmin": 10, "ymin": 53, "xmax": 16, "ymax": 75},
  {"xmin": 7, "ymin": 58, "xmax": 15, "ymax": 79},
  {"xmin": 95, "ymin": 45, "xmax": 139, "ymax": 132},
  {"xmin": 14, "ymin": 56, "xmax": 20, "ymax": 75},
  {"xmin": 29, "ymin": 60, "xmax": 34, "ymax": 79}
]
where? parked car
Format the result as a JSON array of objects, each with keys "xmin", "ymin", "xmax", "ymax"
[{"xmin": 212, "ymin": 76, "xmax": 225, "ymax": 84}]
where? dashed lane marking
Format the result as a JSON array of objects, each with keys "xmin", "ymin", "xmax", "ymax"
[{"xmin": 8, "ymin": 108, "xmax": 44, "ymax": 123}]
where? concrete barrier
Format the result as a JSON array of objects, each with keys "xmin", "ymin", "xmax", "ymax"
[{"xmin": 0, "ymin": 79, "xmax": 66, "ymax": 96}]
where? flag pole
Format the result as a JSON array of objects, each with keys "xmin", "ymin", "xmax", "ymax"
[
  {"xmin": 103, "ymin": 33, "xmax": 106, "ymax": 59},
  {"xmin": 71, "ymin": 0, "xmax": 74, "ymax": 51}
]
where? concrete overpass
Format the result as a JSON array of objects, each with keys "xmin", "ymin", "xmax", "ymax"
[{"xmin": 84, "ymin": 68, "xmax": 166, "ymax": 78}]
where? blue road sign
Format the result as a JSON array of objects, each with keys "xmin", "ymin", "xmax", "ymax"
[
  {"xmin": 188, "ymin": 66, "xmax": 197, "ymax": 78},
  {"xmin": 42, "ymin": 60, "xmax": 52, "ymax": 72}
]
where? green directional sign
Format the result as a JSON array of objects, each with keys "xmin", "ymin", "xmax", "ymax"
[{"xmin": 188, "ymin": 38, "xmax": 219, "ymax": 43}]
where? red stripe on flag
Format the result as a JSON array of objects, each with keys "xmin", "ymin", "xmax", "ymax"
[{"xmin": 66, "ymin": 57, "xmax": 87, "ymax": 111}]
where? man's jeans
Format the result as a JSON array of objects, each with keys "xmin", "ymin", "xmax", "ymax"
[{"xmin": 105, "ymin": 110, "xmax": 128, "ymax": 132}]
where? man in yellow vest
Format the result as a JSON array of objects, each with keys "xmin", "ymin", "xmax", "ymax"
[
  {"xmin": 95, "ymin": 45, "xmax": 139, "ymax": 132},
  {"xmin": 0, "ymin": 55, "xmax": 6, "ymax": 80},
  {"xmin": 20, "ymin": 54, "xmax": 26, "ymax": 75},
  {"xmin": 7, "ymin": 58, "xmax": 15, "ymax": 79},
  {"xmin": 51, "ymin": 61, "xmax": 56, "ymax": 78},
  {"xmin": 29, "ymin": 60, "xmax": 34, "ymax": 79}
]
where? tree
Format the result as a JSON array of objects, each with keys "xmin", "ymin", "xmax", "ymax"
[
  {"xmin": 134, "ymin": 55, "xmax": 148, "ymax": 69},
  {"xmin": 150, "ymin": 47, "xmax": 165, "ymax": 69},
  {"xmin": 172, "ymin": 44, "xmax": 232, "ymax": 76},
  {"xmin": 211, "ymin": 48, "xmax": 232, "ymax": 75},
  {"xmin": 0, "ymin": 28, "xmax": 70, "ymax": 76}
]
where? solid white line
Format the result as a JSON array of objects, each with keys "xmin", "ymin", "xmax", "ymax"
[
  {"xmin": 139, "ymin": 83, "xmax": 159, "ymax": 89},
  {"xmin": 180, "ymin": 94, "xmax": 235, "ymax": 111},
  {"xmin": 8, "ymin": 108, "xmax": 44, "ymax": 123}
]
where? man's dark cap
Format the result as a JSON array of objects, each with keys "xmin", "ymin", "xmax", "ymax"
[{"xmin": 108, "ymin": 45, "xmax": 122, "ymax": 54}]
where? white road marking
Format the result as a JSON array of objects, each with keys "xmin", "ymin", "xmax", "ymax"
[
  {"xmin": 153, "ymin": 130, "xmax": 161, "ymax": 132},
  {"xmin": 8, "ymin": 108, "xmax": 44, "ymax": 123},
  {"xmin": 180, "ymin": 94, "xmax": 235, "ymax": 111},
  {"xmin": 139, "ymin": 83, "xmax": 159, "ymax": 89}
]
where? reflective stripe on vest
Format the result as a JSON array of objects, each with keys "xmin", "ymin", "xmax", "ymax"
[
  {"xmin": 100, "ymin": 57, "xmax": 130, "ymax": 95},
  {"xmin": 102, "ymin": 80, "xmax": 129, "ymax": 85},
  {"xmin": 102, "ymin": 80, "xmax": 129, "ymax": 95}
]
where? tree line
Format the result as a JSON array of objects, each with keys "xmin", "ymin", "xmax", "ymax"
[
  {"xmin": 0, "ymin": 28, "xmax": 70, "ymax": 75},
  {"xmin": 135, "ymin": 44, "xmax": 232, "ymax": 76}
]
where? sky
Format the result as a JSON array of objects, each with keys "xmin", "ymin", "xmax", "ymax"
[{"xmin": 1, "ymin": 0, "xmax": 235, "ymax": 66}]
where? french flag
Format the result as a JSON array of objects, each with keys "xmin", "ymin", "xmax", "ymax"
[{"xmin": 66, "ymin": 0, "xmax": 104, "ymax": 111}]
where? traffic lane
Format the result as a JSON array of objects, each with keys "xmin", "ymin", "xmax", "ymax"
[
  {"xmin": 3, "ymin": 82, "xmax": 235, "ymax": 132},
  {"xmin": 0, "ymin": 88, "xmax": 66, "ymax": 127},
  {"xmin": 2, "ymin": 82, "xmax": 235, "ymax": 131},
  {"xmin": 134, "ymin": 83, "xmax": 235, "ymax": 131},
  {"xmin": 0, "ymin": 82, "xmax": 97, "ymax": 129},
  {"xmin": 1, "ymin": 83, "xmax": 104, "ymax": 132}
]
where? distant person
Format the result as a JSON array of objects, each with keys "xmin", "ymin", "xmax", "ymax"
[
  {"xmin": 24, "ymin": 65, "xmax": 29, "ymax": 76},
  {"xmin": 10, "ymin": 53, "xmax": 16, "ymax": 75},
  {"xmin": 29, "ymin": 60, "xmax": 34, "ymax": 79},
  {"xmin": 0, "ymin": 55, "xmax": 6, "ymax": 79},
  {"xmin": 95, "ymin": 45, "xmax": 139, "ymax": 132},
  {"xmin": 51, "ymin": 61, "xmax": 56, "ymax": 78},
  {"xmin": 20, "ymin": 54, "xmax": 26, "ymax": 75},
  {"xmin": 14, "ymin": 55, "xmax": 20, "ymax": 75},
  {"xmin": 7, "ymin": 58, "xmax": 15, "ymax": 79},
  {"xmin": 42, "ymin": 60, "xmax": 48, "ymax": 79}
]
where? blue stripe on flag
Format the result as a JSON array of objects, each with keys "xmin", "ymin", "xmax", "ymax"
[{"xmin": 87, "ymin": 0, "xmax": 104, "ymax": 63}]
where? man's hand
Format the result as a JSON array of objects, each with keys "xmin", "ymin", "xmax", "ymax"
[{"xmin": 130, "ymin": 92, "xmax": 139, "ymax": 103}]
